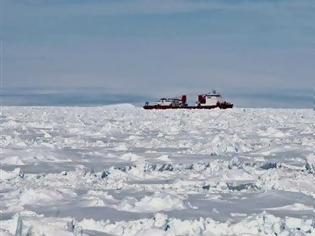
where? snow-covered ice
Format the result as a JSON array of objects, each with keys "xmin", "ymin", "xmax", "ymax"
[{"xmin": 0, "ymin": 105, "xmax": 314, "ymax": 235}]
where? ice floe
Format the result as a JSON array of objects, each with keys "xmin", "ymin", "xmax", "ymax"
[{"xmin": 0, "ymin": 106, "xmax": 314, "ymax": 235}]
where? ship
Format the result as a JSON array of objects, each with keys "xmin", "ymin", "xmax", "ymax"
[{"xmin": 143, "ymin": 90, "xmax": 233, "ymax": 110}]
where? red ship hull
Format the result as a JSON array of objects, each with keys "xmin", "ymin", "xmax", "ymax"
[{"xmin": 143, "ymin": 103, "xmax": 233, "ymax": 110}]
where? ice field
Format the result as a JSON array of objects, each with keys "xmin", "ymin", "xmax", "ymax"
[{"xmin": 0, "ymin": 105, "xmax": 315, "ymax": 235}]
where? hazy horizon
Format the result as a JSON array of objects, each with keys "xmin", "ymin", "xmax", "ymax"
[{"xmin": 0, "ymin": 87, "xmax": 313, "ymax": 108}]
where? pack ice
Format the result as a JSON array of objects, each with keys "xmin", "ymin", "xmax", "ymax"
[{"xmin": 0, "ymin": 105, "xmax": 314, "ymax": 235}]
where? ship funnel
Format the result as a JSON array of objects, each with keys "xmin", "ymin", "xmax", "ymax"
[{"xmin": 181, "ymin": 95, "xmax": 187, "ymax": 106}]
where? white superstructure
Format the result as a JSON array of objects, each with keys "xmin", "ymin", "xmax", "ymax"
[
  {"xmin": 157, "ymin": 98, "xmax": 183, "ymax": 107},
  {"xmin": 198, "ymin": 90, "xmax": 224, "ymax": 107}
]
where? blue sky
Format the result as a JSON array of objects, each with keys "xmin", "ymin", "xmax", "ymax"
[{"xmin": 1, "ymin": 0, "xmax": 314, "ymax": 97}]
